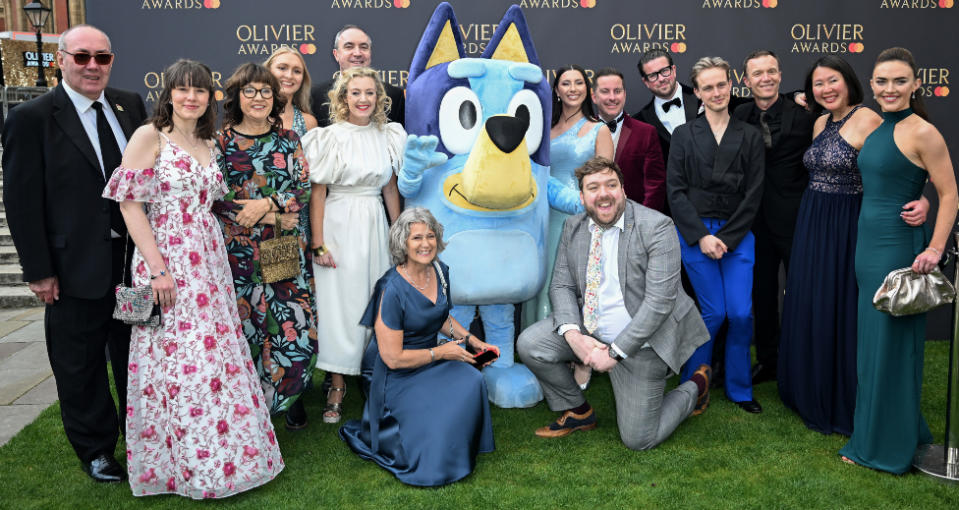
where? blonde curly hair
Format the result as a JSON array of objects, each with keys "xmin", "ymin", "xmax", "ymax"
[{"xmin": 327, "ymin": 66, "xmax": 391, "ymax": 126}]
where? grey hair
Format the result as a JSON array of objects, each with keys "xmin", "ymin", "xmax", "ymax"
[
  {"xmin": 690, "ymin": 56, "xmax": 730, "ymax": 89},
  {"xmin": 333, "ymin": 24, "xmax": 371, "ymax": 50},
  {"xmin": 58, "ymin": 24, "xmax": 112, "ymax": 51},
  {"xmin": 389, "ymin": 208, "xmax": 447, "ymax": 266}
]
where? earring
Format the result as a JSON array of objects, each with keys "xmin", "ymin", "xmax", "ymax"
[{"xmin": 911, "ymin": 92, "xmax": 916, "ymax": 100}]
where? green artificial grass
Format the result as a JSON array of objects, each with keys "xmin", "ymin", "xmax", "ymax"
[{"xmin": 1, "ymin": 342, "xmax": 957, "ymax": 509}]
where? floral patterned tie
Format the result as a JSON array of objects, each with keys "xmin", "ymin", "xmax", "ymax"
[{"xmin": 583, "ymin": 223, "xmax": 604, "ymax": 333}]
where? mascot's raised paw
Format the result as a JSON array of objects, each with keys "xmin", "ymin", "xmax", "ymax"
[{"xmin": 399, "ymin": 134, "xmax": 448, "ymax": 197}]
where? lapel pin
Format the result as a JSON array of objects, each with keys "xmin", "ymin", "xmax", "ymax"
[{"xmin": 116, "ymin": 104, "xmax": 125, "ymax": 112}]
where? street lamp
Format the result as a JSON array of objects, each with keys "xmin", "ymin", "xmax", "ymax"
[{"xmin": 22, "ymin": 1, "xmax": 52, "ymax": 87}]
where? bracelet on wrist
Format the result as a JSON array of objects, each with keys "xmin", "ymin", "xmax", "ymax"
[
  {"xmin": 429, "ymin": 348, "xmax": 435, "ymax": 362},
  {"xmin": 312, "ymin": 245, "xmax": 329, "ymax": 257},
  {"xmin": 150, "ymin": 270, "xmax": 167, "ymax": 280},
  {"xmin": 927, "ymin": 246, "xmax": 943, "ymax": 257}
]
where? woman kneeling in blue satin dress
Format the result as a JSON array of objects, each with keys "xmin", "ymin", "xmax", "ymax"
[{"xmin": 340, "ymin": 207, "xmax": 497, "ymax": 486}]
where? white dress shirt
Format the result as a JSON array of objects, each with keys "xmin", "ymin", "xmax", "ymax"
[
  {"xmin": 61, "ymin": 81, "xmax": 129, "ymax": 177},
  {"xmin": 606, "ymin": 113, "xmax": 625, "ymax": 151},
  {"xmin": 559, "ymin": 213, "xmax": 646, "ymax": 358},
  {"xmin": 653, "ymin": 85, "xmax": 686, "ymax": 135}
]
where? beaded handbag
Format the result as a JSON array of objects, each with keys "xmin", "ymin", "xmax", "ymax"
[{"xmin": 112, "ymin": 238, "xmax": 161, "ymax": 327}]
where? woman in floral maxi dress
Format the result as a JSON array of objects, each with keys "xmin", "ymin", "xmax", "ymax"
[{"xmin": 103, "ymin": 60, "xmax": 283, "ymax": 499}]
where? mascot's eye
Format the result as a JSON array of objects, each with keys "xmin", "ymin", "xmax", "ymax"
[
  {"xmin": 439, "ymin": 86, "xmax": 483, "ymax": 155},
  {"xmin": 459, "ymin": 102, "xmax": 477, "ymax": 129},
  {"xmin": 507, "ymin": 89, "xmax": 543, "ymax": 155}
]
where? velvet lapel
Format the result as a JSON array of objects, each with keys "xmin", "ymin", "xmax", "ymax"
[
  {"xmin": 682, "ymin": 84, "xmax": 699, "ymax": 121},
  {"xmin": 51, "ymin": 85, "xmax": 101, "ymax": 179},
  {"xmin": 615, "ymin": 117, "xmax": 632, "ymax": 162}
]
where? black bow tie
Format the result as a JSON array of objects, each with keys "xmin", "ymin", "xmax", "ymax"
[
  {"xmin": 604, "ymin": 113, "xmax": 624, "ymax": 133},
  {"xmin": 662, "ymin": 97, "xmax": 682, "ymax": 112}
]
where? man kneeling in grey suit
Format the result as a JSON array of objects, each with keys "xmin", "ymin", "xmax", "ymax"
[{"xmin": 518, "ymin": 156, "xmax": 711, "ymax": 450}]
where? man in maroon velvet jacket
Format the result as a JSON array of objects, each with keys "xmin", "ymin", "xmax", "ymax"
[{"xmin": 591, "ymin": 68, "xmax": 667, "ymax": 213}]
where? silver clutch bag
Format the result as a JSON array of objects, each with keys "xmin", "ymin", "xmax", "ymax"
[{"xmin": 872, "ymin": 266, "xmax": 956, "ymax": 317}]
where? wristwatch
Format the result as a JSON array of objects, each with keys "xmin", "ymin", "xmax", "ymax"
[{"xmin": 607, "ymin": 344, "xmax": 625, "ymax": 361}]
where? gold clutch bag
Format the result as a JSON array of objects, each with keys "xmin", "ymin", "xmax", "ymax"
[{"xmin": 872, "ymin": 266, "xmax": 956, "ymax": 317}]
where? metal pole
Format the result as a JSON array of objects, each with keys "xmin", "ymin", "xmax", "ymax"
[
  {"xmin": 34, "ymin": 28, "xmax": 47, "ymax": 88},
  {"xmin": 913, "ymin": 230, "xmax": 959, "ymax": 482}
]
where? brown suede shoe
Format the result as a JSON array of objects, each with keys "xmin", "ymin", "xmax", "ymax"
[
  {"xmin": 534, "ymin": 408, "xmax": 597, "ymax": 438},
  {"xmin": 691, "ymin": 364, "xmax": 711, "ymax": 416}
]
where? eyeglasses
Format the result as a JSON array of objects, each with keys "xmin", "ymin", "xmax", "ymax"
[
  {"xmin": 61, "ymin": 50, "xmax": 114, "ymax": 66},
  {"xmin": 643, "ymin": 65, "xmax": 674, "ymax": 82},
  {"xmin": 241, "ymin": 86, "xmax": 274, "ymax": 99}
]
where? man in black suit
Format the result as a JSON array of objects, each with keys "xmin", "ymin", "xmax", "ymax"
[
  {"xmin": 731, "ymin": 50, "xmax": 815, "ymax": 384},
  {"xmin": 1, "ymin": 24, "xmax": 147, "ymax": 482},
  {"xmin": 310, "ymin": 24, "xmax": 405, "ymax": 127},
  {"xmin": 634, "ymin": 50, "xmax": 700, "ymax": 161}
]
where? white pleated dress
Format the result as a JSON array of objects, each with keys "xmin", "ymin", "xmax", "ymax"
[{"xmin": 301, "ymin": 121, "xmax": 406, "ymax": 375}]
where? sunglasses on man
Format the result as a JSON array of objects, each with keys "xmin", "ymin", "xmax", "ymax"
[{"xmin": 61, "ymin": 50, "xmax": 115, "ymax": 66}]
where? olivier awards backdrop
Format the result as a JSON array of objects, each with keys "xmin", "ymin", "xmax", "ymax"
[{"xmin": 88, "ymin": 0, "xmax": 958, "ymax": 337}]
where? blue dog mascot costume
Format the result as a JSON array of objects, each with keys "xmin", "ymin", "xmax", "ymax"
[{"xmin": 399, "ymin": 3, "xmax": 561, "ymax": 408}]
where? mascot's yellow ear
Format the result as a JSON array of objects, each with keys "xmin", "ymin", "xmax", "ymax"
[
  {"xmin": 489, "ymin": 24, "xmax": 529, "ymax": 63},
  {"xmin": 426, "ymin": 20, "xmax": 460, "ymax": 70}
]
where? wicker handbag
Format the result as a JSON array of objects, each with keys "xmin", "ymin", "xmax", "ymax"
[
  {"xmin": 112, "ymin": 238, "xmax": 161, "ymax": 327},
  {"xmin": 260, "ymin": 214, "xmax": 300, "ymax": 284}
]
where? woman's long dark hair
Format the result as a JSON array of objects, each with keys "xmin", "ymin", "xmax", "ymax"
[
  {"xmin": 550, "ymin": 64, "xmax": 598, "ymax": 127},
  {"xmin": 875, "ymin": 47, "xmax": 928, "ymax": 120},
  {"xmin": 803, "ymin": 55, "xmax": 863, "ymax": 116},
  {"xmin": 151, "ymin": 59, "xmax": 217, "ymax": 140}
]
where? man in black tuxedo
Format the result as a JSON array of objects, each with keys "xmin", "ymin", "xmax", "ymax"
[
  {"xmin": 1, "ymin": 25, "xmax": 147, "ymax": 482},
  {"xmin": 310, "ymin": 25, "xmax": 405, "ymax": 127},
  {"xmin": 731, "ymin": 50, "xmax": 814, "ymax": 384}
]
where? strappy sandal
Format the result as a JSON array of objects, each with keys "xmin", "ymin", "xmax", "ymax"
[{"xmin": 323, "ymin": 386, "xmax": 346, "ymax": 424}]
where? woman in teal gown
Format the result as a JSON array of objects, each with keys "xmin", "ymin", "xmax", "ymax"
[
  {"xmin": 521, "ymin": 65, "xmax": 612, "ymax": 329},
  {"xmin": 840, "ymin": 47, "xmax": 958, "ymax": 474}
]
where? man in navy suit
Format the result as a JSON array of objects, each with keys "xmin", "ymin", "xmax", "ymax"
[
  {"xmin": 2, "ymin": 25, "xmax": 147, "ymax": 482},
  {"xmin": 591, "ymin": 68, "xmax": 666, "ymax": 213}
]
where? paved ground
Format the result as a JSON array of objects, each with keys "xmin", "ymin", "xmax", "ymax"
[{"xmin": 0, "ymin": 307, "xmax": 55, "ymax": 447}]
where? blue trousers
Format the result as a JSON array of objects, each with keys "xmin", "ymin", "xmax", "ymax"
[{"xmin": 677, "ymin": 219, "xmax": 755, "ymax": 402}]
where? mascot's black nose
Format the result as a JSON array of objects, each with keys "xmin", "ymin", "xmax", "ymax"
[{"xmin": 485, "ymin": 114, "xmax": 530, "ymax": 153}]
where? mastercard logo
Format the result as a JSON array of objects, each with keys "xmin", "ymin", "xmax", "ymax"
[
  {"xmin": 299, "ymin": 43, "xmax": 317, "ymax": 55},
  {"xmin": 762, "ymin": 0, "xmax": 777, "ymax": 7},
  {"xmin": 203, "ymin": 0, "xmax": 220, "ymax": 8},
  {"xmin": 939, "ymin": 0, "xmax": 953, "ymax": 7},
  {"xmin": 935, "ymin": 86, "xmax": 950, "ymax": 97},
  {"xmin": 214, "ymin": 90, "xmax": 225, "ymax": 101},
  {"xmin": 393, "ymin": 0, "xmax": 411, "ymax": 7},
  {"xmin": 670, "ymin": 42, "xmax": 687, "ymax": 53},
  {"xmin": 848, "ymin": 42, "xmax": 865, "ymax": 53},
  {"xmin": 580, "ymin": 0, "xmax": 597, "ymax": 6}
]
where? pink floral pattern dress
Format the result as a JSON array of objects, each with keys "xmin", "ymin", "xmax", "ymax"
[{"xmin": 102, "ymin": 133, "xmax": 284, "ymax": 499}]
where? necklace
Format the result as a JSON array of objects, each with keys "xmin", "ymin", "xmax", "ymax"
[
  {"xmin": 400, "ymin": 264, "xmax": 431, "ymax": 291},
  {"xmin": 563, "ymin": 110, "xmax": 582, "ymax": 124},
  {"xmin": 172, "ymin": 123, "xmax": 202, "ymax": 152}
]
